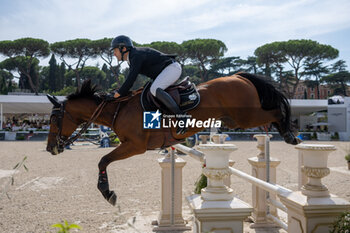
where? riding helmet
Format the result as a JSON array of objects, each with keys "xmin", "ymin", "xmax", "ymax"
[{"xmin": 110, "ymin": 35, "xmax": 134, "ymax": 51}]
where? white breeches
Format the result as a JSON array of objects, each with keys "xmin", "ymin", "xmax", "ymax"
[{"xmin": 150, "ymin": 61, "xmax": 182, "ymax": 96}]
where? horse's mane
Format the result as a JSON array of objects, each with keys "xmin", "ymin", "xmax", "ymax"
[
  {"xmin": 66, "ymin": 80, "xmax": 102, "ymax": 103},
  {"xmin": 66, "ymin": 79, "xmax": 142, "ymax": 104}
]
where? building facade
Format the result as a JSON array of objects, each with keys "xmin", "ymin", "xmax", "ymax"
[
  {"xmin": 293, "ymin": 81, "xmax": 350, "ymax": 99},
  {"xmin": 293, "ymin": 81, "xmax": 332, "ymax": 99}
]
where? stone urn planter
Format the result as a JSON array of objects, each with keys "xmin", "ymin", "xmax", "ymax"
[{"xmin": 295, "ymin": 144, "xmax": 336, "ymax": 197}]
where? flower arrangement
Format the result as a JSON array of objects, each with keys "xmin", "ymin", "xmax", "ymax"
[
  {"xmin": 194, "ymin": 164, "xmax": 207, "ymax": 194},
  {"xmin": 343, "ymin": 144, "xmax": 350, "ymax": 170},
  {"xmin": 330, "ymin": 211, "xmax": 350, "ymax": 233},
  {"xmin": 109, "ymin": 132, "xmax": 120, "ymax": 146}
]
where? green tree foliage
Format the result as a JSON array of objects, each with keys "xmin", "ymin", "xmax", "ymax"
[
  {"xmin": 51, "ymin": 39, "xmax": 95, "ymax": 87},
  {"xmin": 65, "ymin": 66, "xmax": 106, "ymax": 89},
  {"xmin": 57, "ymin": 62, "xmax": 66, "ymax": 90},
  {"xmin": 274, "ymin": 66, "xmax": 295, "ymax": 97},
  {"xmin": 241, "ymin": 56, "xmax": 260, "ymax": 74},
  {"xmin": 280, "ymin": 39, "xmax": 338, "ymax": 96},
  {"xmin": 255, "ymin": 44, "xmax": 292, "ymax": 96},
  {"xmin": 255, "ymin": 42, "xmax": 286, "ymax": 77},
  {"xmin": 0, "ymin": 56, "xmax": 40, "ymax": 91},
  {"xmin": 0, "ymin": 38, "xmax": 49, "ymax": 94},
  {"xmin": 101, "ymin": 63, "xmax": 115, "ymax": 88},
  {"xmin": 147, "ymin": 41, "xmax": 187, "ymax": 66},
  {"xmin": 182, "ymin": 39, "xmax": 227, "ymax": 82},
  {"xmin": 323, "ymin": 60, "xmax": 350, "ymax": 96},
  {"xmin": 117, "ymin": 67, "xmax": 151, "ymax": 91},
  {"xmin": 331, "ymin": 59, "xmax": 347, "ymax": 72},
  {"xmin": 39, "ymin": 66, "xmax": 49, "ymax": 91},
  {"xmin": 91, "ymin": 38, "xmax": 121, "ymax": 82},
  {"xmin": 40, "ymin": 55, "xmax": 66, "ymax": 92},
  {"xmin": 210, "ymin": 56, "xmax": 242, "ymax": 79},
  {"xmin": 0, "ymin": 36, "xmax": 348, "ymax": 97},
  {"xmin": 302, "ymin": 60, "xmax": 329, "ymax": 99},
  {"xmin": 111, "ymin": 73, "xmax": 125, "ymax": 90},
  {"xmin": 48, "ymin": 54, "xmax": 58, "ymax": 91},
  {"xmin": 0, "ymin": 69, "xmax": 14, "ymax": 94},
  {"xmin": 182, "ymin": 65, "xmax": 201, "ymax": 84},
  {"xmin": 321, "ymin": 71, "xmax": 350, "ymax": 96},
  {"xmin": 59, "ymin": 62, "xmax": 66, "ymax": 89},
  {"xmin": 147, "ymin": 41, "xmax": 182, "ymax": 54},
  {"xmin": 52, "ymin": 86, "xmax": 76, "ymax": 96},
  {"xmin": 255, "ymin": 39, "xmax": 339, "ymax": 97}
]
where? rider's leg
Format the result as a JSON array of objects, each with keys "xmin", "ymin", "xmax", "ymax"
[
  {"xmin": 150, "ymin": 61, "xmax": 182, "ymax": 96},
  {"xmin": 150, "ymin": 62, "xmax": 187, "ymax": 134},
  {"xmin": 155, "ymin": 88, "xmax": 182, "ymax": 114}
]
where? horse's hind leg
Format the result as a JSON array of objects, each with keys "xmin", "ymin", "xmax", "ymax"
[{"xmin": 97, "ymin": 141, "xmax": 146, "ymax": 205}]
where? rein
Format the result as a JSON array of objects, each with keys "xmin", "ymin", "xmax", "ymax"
[
  {"xmin": 58, "ymin": 100, "xmax": 108, "ymax": 147},
  {"xmin": 50, "ymin": 91, "xmax": 137, "ymax": 149}
]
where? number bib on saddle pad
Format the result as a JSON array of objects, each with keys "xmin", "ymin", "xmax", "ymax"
[{"xmin": 140, "ymin": 77, "xmax": 200, "ymax": 112}]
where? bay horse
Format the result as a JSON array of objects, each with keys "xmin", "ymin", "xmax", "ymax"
[{"xmin": 46, "ymin": 72, "xmax": 299, "ymax": 205}]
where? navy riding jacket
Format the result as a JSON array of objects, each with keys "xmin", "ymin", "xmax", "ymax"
[{"xmin": 118, "ymin": 47, "xmax": 176, "ymax": 96}]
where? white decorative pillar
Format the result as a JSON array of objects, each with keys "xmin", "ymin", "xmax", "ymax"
[
  {"xmin": 211, "ymin": 133, "xmax": 229, "ymax": 144},
  {"xmin": 153, "ymin": 150, "xmax": 191, "ymax": 232},
  {"xmin": 187, "ymin": 144, "xmax": 252, "ymax": 233},
  {"xmin": 224, "ymin": 160, "xmax": 235, "ymax": 187},
  {"xmin": 248, "ymin": 134, "xmax": 281, "ymax": 228},
  {"xmin": 279, "ymin": 144, "xmax": 350, "ymax": 233},
  {"xmin": 296, "ymin": 144, "xmax": 335, "ymax": 197},
  {"xmin": 199, "ymin": 135, "xmax": 209, "ymax": 144}
]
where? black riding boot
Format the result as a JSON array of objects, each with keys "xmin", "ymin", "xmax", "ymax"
[{"xmin": 155, "ymin": 88, "xmax": 188, "ymax": 135}]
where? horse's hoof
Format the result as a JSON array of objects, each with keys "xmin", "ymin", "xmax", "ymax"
[
  {"xmin": 108, "ymin": 191, "xmax": 117, "ymax": 206},
  {"xmin": 288, "ymin": 137, "xmax": 301, "ymax": 145},
  {"xmin": 296, "ymin": 137, "xmax": 303, "ymax": 144}
]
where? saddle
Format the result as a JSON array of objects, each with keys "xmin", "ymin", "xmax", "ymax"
[{"xmin": 141, "ymin": 77, "xmax": 200, "ymax": 112}]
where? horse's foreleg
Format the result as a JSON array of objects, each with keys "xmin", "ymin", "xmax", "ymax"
[{"xmin": 97, "ymin": 142, "xmax": 146, "ymax": 206}]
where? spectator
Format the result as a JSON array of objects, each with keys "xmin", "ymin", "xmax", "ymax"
[{"xmin": 26, "ymin": 130, "xmax": 34, "ymax": 140}]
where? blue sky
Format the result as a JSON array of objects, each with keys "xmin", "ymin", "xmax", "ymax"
[{"xmin": 1, "ymin": 0, "xmax": 350, "ymax": 68}]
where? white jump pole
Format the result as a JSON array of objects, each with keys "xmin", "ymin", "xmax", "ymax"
[
  {"xmin": 265, "ymin": 136, "xmax": 270, "ymax": 215},
  {"xmin": 0, "ymin": 104, "xmax": 3, "ymax": 130},
  {"xmin": 170, "ymin": 147, "xmax": 175, "ymax": 226}
]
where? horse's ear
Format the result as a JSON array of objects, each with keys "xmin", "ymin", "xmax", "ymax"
[
  {"xmin": 52, "ymin": 95, "xmax": 59, "ymax": 101},
  {"xmin": 47, "ymin": 94, "xmax": 61, "ymax": 107}
]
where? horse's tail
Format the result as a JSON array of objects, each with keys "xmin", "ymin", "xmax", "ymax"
[{"xmin": 236, "ymin": 72, "xmax": 291, "ymax": 132}]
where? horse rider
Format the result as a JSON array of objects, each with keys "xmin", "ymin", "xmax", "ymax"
[{"xmin": 110, "ymin": 35, "xmax": 187, "ymax": 134}]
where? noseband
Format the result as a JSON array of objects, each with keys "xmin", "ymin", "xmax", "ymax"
[{"xmin": 49, "ymin": 101, "xmax": 107, "ymax": 148}]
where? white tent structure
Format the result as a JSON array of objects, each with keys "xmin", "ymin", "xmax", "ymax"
[
  {"xmin": 289, "ymin": 99, "xmax": 328, "ymax": 116},
  {"xmin": 0, "ymin": 95, "xmax": 65, "ymax": 129}
]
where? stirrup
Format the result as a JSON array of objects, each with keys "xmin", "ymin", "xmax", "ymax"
[
  {"xmin": 176, "ymin": 126, "xmax": 188, "ymax": 135},
  {"xmin": 176, "ymin": 117, "xmax": 188, "ymax": 135}
]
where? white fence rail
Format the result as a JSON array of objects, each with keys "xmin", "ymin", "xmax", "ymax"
[
  {"xmin": 228, "ymin": 166, "xmax": 291, "ymax": 196},
  {"xmin": 173, "ymin": 144, "xmax": 204, "ymax": 162},
  {"xmin": 153, "ymin": 134, "xmax": 350, "ymax": 233}
]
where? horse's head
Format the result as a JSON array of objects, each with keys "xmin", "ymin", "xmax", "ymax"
[{"xmin": 46, "ymin": 94, "xmax": 81, "ymax": 155}]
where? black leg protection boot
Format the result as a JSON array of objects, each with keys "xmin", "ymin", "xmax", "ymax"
[{"xmin": 155, "ymin": 88, "xmax": 188, "ymax": 135}]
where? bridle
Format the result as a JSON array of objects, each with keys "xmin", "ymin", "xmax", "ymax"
[{"xmin": 49, "ymin": 100, "xmax": 107, "ymax": 149}]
